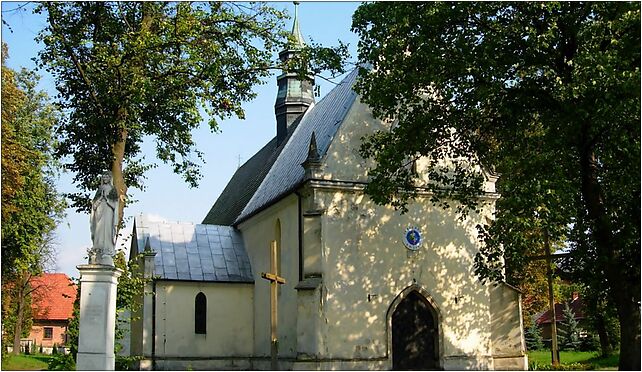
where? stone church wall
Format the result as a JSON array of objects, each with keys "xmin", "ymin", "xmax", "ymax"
[
  {"xmin": 152, "ymin": 281, "xmax": 254, "ymax": 369},
  {"xmin": 317, "ymin": 189, "xmax": 496, "ymax": 369},
  {"xmin": 289, "ymin": 94, "xmax": 525, "ymax": 370},
  {"xmin": 238, "ymin": 194, "xmax": 301, "ymax": 363}
]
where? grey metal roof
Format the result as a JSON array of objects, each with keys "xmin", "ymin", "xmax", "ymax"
[
  {"xmin": 235, "ymin": 68, "xmax": 359, "ymax": 224},
  {"xmin": 133, "ymin": 215, "xmax": 253, "ymax": 283}
]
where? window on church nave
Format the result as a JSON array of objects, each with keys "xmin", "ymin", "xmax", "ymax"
[{"xmin": 195, "ymin": 292, "xmax": 207, "ymax": 334}]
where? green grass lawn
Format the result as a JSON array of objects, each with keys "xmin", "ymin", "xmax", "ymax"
[
  {"xmin": 528, "ymin": 350, "xmax": 619, "ymax": 370},
  {"xmin": 1, "ymin": 354, "xmax": 50, "ymax": 371}
]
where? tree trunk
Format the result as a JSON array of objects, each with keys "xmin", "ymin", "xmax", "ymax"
[
  {"xmin": 111, "ymin": 115, "xmax": 128, "ymax": 230},
  {"xmin": 11, "ymin": 279, "xmax": 26, "ymax": 355},
  {"xmin": 579, "ymin": 143, "xmax": 641, "ymax": 370},
  {"xmin": 594, "ymin": 312, "xmax": 612, "ymax": 357},
  {"xmin": 616, "ymin": 289, "xmax": 641, "ymax": 370}
]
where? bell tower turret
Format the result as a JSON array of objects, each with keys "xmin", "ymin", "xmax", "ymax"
[{"xmin": 275, "ymin": 2, "xmax": 315, "ymax": 145}]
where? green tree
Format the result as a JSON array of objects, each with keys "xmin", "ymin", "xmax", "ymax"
[
  {"xmin": 562, "ymin": 217, "xmax": 620, "ymax": 356},
  {"xmin": 1, "ymin": 44, "xmax": 64, "ymax": 279},
  {"xmin": 66, "ymin": 283, "xmax": 80, "ymax": 362},
  {"xmin": 511, "ymin": 258, "xmax": 556, "ymax": 325},
  {"xmin": 1, "ymin": 278, "xmax": 33, "ymax": 353},
  {"xmin": 113, "ymin": 247, "xmax": 149, "ymax": 369},
  {"xmin": 525, "ymin": 317, "xmax": 544, "ymax": 351},
  {"xmin": 35, "ymin": 2, "xmax": 345, "ymax": 226},
  {"xmin": 1, "ymin": 44, "xmax": 65, "ymax": 357},
  {"xmin": 559, "ymin": 302, "xmax": 581, "ymax": 351},
  {"xmin": 351, "ymin": 2, "xmax": 639, "ymax": 369}
]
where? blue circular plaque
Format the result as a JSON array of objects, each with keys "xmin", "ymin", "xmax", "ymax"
[{"xmin": 403, "ymin": 227, "xmax": 423, "ymax": 250}]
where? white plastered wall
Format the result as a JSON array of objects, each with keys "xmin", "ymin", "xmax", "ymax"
[
  {"xmin": 305, "ymin": 96, "xmax": 510, "ymax": 369},
  {"xmin": 154, "ymin": 281, "xmax": 254, "ymax": 358},
  {"xmin": 238, "ymin": 195, "xmax": 300, "ymax": 361}
]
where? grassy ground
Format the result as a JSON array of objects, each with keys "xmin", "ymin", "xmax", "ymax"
[
  {"xmin": 1, "ymin": 354, "xmax": 50, "ymax": 371},
  {"xmin": 528, "ymin": 350, "xmax": 619, "ymax": 370}
]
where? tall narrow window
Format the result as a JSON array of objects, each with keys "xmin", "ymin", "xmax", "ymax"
[
  {"xmin": 275, "ymin": 219, "xmax": 282, "ymax": 276},
  {"xmin": 195, "ymin": 292, "xmax": 207, "ymax": 334}
]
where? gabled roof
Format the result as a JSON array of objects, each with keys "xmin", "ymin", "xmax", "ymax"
[
  {"xmin": 30, "ymin": 273, "xmax": 77, "ymax": 321},
  {"xmin": 132, "ymin": 215, "xmax": 253, "ymax": 283},
  {"xmin": 203, "ymin": 68, "xmax": 359, "ymax": 226},
  {"xmin": 202, "ymin": 136, "xmax": 282, "ymax": 225},
  {"xmin": 536, "ymin": 297, "xmax": 585, "ymax": 325}
]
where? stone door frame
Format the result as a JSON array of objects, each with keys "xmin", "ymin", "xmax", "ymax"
[{"xmin": 386, "ymin": 284, "xmax": 444, "ymax": 370}]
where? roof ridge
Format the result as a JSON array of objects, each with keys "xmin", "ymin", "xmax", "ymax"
[
  {"xmin": 235, "ymin": 102, "xmax": 313, "ymax": 224},
  {"xmin": 234, "ymin": 68, "xmax": 359, "ymax": 224}
]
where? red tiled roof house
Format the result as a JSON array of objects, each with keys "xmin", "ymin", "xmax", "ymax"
[
  {"xmin": 26, "ymin": 273, "xmax": 77, "ymax": 352},
  {"xmin": 536, "ymin": 292, "xmax": 586, "ymax": 341}
]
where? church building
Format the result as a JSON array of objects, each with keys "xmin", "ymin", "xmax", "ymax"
[{"xmin": 128, "ymin": 7, "xmax": 527, "ymax": 371}]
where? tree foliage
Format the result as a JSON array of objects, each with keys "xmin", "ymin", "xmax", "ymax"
[
  {"xmin": 510, "ymin": 258, "xmax": 555, "ymax": 324},
  {"xmin": 1, "ymin": 44, "xmax": 65, "ymax": 359},
  {"xmin": 559, "ymin": 301, "xmax": 581, "ymax": 351},
  {"xmin": 351, "ymin": 2, "xmax": 639, "ymax": 369},
  {"xmin": 1, "ymin": 43, "xmax": 64, "ymax": 279},
  {"xmin": 525, "ymin": 317, "xmax": 544, "ymax": 351},
  {"xmin": 34, "ymin": 1, "xmax": 345, "ymax": 226},
  {"xmin": 1, "ymin": 279, "xmax": 33, "ymax": 349}
]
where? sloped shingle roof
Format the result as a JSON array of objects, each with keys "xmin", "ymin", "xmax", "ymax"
[
  {"xmin": 30, "ymin": 273, "xmax": 77, "ymax": 321},
  {"xmin": 203, "ymin": 68, "xmax": 359, "ymax": 226},
  {"xmin": 133, "ymin": 215, "xmax": 253, "ymax": 282},
  {"xmin": 202, "ymin": 136, "xmax": 283, "ymax": 226}
]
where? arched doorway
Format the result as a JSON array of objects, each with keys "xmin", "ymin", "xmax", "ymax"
[{"xmin": 391, "ymin": 291, "xmax": 439, "ymax": 370}]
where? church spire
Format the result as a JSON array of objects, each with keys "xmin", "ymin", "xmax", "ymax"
[
  {"xmin": 274, "ymin": 1, "xmax": 315, "ymax": 146},
  {"xmin": 291, "ymin": 1, "xmax": 305, "ymax": 49}
]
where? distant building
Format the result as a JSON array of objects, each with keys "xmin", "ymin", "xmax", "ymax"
[
  {"xmin": 26, "ymin": 273, "xmax": 77, "ymax": 354},
  {"xmin": 536, "ymin": 292, "xmax": 587, "ymax": 341}
]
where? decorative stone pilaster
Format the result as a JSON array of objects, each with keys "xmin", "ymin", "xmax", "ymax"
[
  {"xmin": 139, "ymin": 239, "xmax": 156, "ymax": 370},
  {"xmin": 76, "ymin": 264, "xmax": 123, "ymax": 370}
]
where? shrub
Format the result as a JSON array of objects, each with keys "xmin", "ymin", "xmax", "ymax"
[
  {"xmin": 579, "ymin": 333, "xmax": 600, "ymax": 351},
  {"xmin": 48, "ymin": 353, "xmax": 75, "ymax": 370}
]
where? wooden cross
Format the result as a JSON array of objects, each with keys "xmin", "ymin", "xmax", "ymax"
[
  {"xmin": 261, "ymin": 240, "xmax": 286, "ymax": 370},
  {"xmin": 527, "ymin": 230, "xmax": 570, "ymax": 367}
]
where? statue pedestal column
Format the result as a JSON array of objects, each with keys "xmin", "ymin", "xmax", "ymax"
[{"xmin": 76, "ymin": 264, "xmax": 122, "ymax": 370}]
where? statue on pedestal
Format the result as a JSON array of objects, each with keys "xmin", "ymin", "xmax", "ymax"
[{"xmin": 89, "ymin": 171, "xmax": 119, "ymax": 266}]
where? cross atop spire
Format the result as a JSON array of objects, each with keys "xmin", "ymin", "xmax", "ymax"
[
  {"xmin": 274, "ymin": 1, "xmax": 315, "ymax": 146},
  {"xmin": 291, "ymin": 1, "xmax": 305, "ymax": 49}
]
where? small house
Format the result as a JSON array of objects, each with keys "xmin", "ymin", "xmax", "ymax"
[{"xmin": 26, "ymin": 273, "xmax": 77, "ymax": 354}]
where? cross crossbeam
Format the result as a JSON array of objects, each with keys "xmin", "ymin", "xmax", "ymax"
[{"xmin": 261, "ymin": 272, "xmax": 286, "ymax": 284}]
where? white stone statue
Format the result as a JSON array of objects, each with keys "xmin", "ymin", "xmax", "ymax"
[{"xmin": 89, "ymin": 171, "xmax": 119, "ymax": 266}]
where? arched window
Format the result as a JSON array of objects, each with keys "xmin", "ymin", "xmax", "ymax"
[
  {"xmin": 195, "ymin": 292, "xmax": 207, "ymax": 334},
  {"xmin": 275, "ymin": 219, "xmax": 282, "ymax": 276}
]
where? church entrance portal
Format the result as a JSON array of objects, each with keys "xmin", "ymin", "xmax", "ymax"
[{"xmin": 391, "ymin": 291, "xmax": 439, "ymax": 370}]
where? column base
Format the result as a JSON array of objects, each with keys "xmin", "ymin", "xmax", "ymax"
[
  {"xmin": 76, "ymin": 352, "xmax": 116, "ymax": 371},
  {"xmin": 76, "ymin": 264, "xmax": 123, "ymax": 371}
]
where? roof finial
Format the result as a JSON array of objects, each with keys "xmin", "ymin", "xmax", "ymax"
[{"xmin": 291, "ymin": 1, "xmax": 305, "ymax": 49}]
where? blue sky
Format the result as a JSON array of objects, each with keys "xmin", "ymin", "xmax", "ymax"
[{"xmin": 1, "ymin": 1, "xmax": 362, "ymax": 278}]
